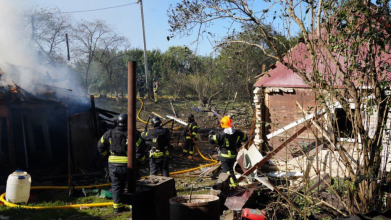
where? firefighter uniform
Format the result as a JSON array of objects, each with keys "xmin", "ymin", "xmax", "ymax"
[
  {"xmin": 209, "ymin": 116, "xmax": 248, "ymax": 187},
  {"xmin": 141, "ymin": 117, "xmax": 172, "ymax": 177},
  {"xmin": 153, "ymin": 79, "xmax": 158, "ymax": 103},
  {"xmin": 137, "ymin": 77, "xmax": 145, "ymax": 98},
  {"xmin": 183, "ymin": 121, "xmax": 199, "ymax": 156},
  {"xmin": 97, "ymin": 120, "xmax": 146, "ymax": 213}
]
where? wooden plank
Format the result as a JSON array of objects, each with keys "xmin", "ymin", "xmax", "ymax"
[
  {"xmin": 0, "ymin": 118, "xmax": 2, "ymax": 167},
  {"xmin": 152, "ymin": 112, "xmax": 166, "ymax": 119},
  {"xmin": 0, "ymin": 105, "xmax": 8, "ymax": 117},
  {"xmin": 6, "ymin": 107, "xmax": 16, "ymax": 167},
  {"xmin": 90, "ymin": 95, "xmax": 99, "ymax": 138}
]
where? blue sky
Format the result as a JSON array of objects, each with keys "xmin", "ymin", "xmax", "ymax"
[{"xmin": 16, "ymin": 0, "xmax": 294, "ymax": 56}]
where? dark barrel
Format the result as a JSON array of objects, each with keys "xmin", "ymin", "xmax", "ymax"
[{"xmin": 170, "ymin": 195, "xmax": 220, "ymax": 220}]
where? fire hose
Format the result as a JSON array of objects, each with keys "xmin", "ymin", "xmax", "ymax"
[
  {"xmin": 0, "ymin": 140, "xmax": 217, "ymax": 209},
  {"xmin": 137, "ymin": 98, "xmax": 181, "ymax": 130},
  {"xmin": 0, "ymin": 99, "xmax": 218, "ymax": 209}
]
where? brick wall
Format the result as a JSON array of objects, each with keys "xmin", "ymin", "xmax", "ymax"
[{"xmin": 255, "ymin": 87, "xmax": 319, "ymax": 160}]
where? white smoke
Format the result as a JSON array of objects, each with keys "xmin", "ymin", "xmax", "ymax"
[{"xmin": 0, "ymin": 0, "xmax": 84, "ymax": 102}]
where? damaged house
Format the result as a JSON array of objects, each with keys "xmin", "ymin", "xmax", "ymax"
[
  {"xmin": 0, "ymin": 67, "xmax": 113, "ymax": 173},
  {"xmin": 252, "ymin": 35, "xmax": 391, "ymax": 178}
]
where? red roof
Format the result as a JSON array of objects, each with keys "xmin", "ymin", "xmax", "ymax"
[
  {"xmin": 253, "ymin": 61, "xmax": 309, "ymax": 88},
  {"xmin": 254, "ymin": 41, "xmax": 391, "ymax": 88}
]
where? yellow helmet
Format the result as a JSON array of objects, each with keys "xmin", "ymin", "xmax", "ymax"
[{"xmin": 220, "ymin": 116, "xmax": 233, "ymax": 128}]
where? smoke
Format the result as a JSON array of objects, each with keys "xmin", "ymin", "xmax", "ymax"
[{"xmin": 0, "ymin": 0, "xmax": 85, "ymax": 103}]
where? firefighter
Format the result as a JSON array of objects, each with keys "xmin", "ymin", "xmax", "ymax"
[
  {"xmin": 97, "ymin": 113, "xmax": 146, "ymax": 213},
  {"xmin": 141, "ymin": 116, "xmax": 172, "ymax": 177},
  {"xmin": 181, "ymin": 114, "xmax": 199, "ymax": 159},
  {"xmin": 137, "ymin": 76, "xmax": 145, "ymax": 98},
  {"xmin": 209, "ymin": 116, "xmax": 248, "ymax": 188},
  {"xmin": 153, "ymin": 78, "xmax": 158, "ymax": 103}
]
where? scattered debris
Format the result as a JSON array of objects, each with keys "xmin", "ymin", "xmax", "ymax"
[{"xmin": 224, "ymin": 187, "xmax": 257, "ymax": 211}]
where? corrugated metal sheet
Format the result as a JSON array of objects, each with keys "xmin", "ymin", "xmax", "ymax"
[
  {"xmin": 253, "ymin": 62, "xmax": 309, "ymax": 88},
  {"xmin": 224, "ymin": 187, "xmax": 257, "ymax": 211}
]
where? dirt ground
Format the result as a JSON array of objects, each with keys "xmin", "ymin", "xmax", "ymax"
[{"xmin": 94, "ymin": 96, "xmax": 253, "ymax": 132}]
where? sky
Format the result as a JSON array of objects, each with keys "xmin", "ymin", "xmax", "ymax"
[
  {"xmin": 10, "ymin": 0, "xmax": 291, "ymax": 56},
  {"xmin": 15, "ymin": 0, "xmax": 225, "ymax": 56}
]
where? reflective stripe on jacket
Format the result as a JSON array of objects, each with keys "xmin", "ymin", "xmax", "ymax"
[
  {"xmin": 185, "ymin": 122, "xmax": 199, "ymax": 139},
  {"xmin": 209, "ymin": 130, "xmax": 248, "ymax": 160},
  {"xmin": 108, "ymin": 155, "xmax": 128, "ymax": 163},
  {"xmin": 98, "ymin": 128, "xmax": 146, "ymax": 164},
  {"xmin": 141, "ymin": 126, "xmax": 172, "ymax": 159}
]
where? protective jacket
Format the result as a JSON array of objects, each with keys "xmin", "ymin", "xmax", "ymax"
[
  {"xmin": 209, "ymin": 130, "xmax": 248, "ymax": 161},
  {"xmin": 184, "ymin": 122, "xmax": 199, "ymax": 140},
  {"xmin": 141, "ymin": 126, "xmax": 172, "ymax": 158},
  {"xmin": 137, "ymin": 79, "xmax": 144, "ymax": 89},
  {"xmin": 98, "ymin": 127, "xmax": 146, "ymax": 165}
]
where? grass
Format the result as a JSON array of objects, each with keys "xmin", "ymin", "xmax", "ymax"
[
  {"xmin": 0, "ymin": 189, "xmax": 132, "ymax": 220},
  {"xmin": 174, "ymin": 176, "xmax": 216, "ymax": 196},
  {"xmin": 0, "ymin": 175, "xmax": 218, "ymax": 220}
]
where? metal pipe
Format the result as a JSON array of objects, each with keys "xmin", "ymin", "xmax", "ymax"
[{"xmin": 127, "ymin": 61, "xmax": 137, "ymax": 193}]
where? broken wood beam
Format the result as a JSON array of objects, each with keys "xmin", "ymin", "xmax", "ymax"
[
  {"xmin": 95, "ymin": 107, "xmax": 119, "ymax": 116},
  {"xmin": 201, "ymin": 162, "xmax": 221, "ymax": 176},
  {"xmin": 295, "ymin": 101, "xmax": 334, "ymax": 146},
  {"xmin": 152, "ymin": 112, "xmax": 165, "ymax": 120},
  {"xmin": 266, "ymin": 109, "xmax": 325, "ymax": 140},
  {"xmin": 169, "ymin": 99, "xmax": 177, "ymax": 117},
  {"xmin": 237, "ymin": 122, "xmax": 312, "ymax": 183}
]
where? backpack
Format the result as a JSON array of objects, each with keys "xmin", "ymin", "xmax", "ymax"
[
  {"xmin": 110, "ymin": 131, "xmax": 128, "ymax": 156},
  {"xmin": 151, "ymin": 132, "xmax": 167, "ymax": 151}
]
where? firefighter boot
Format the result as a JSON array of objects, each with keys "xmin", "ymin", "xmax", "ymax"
[{"xmin": 114, "ymin": 207, "xmax": 125, "ymax": 214}]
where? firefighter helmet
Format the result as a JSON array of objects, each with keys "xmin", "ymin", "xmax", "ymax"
[
  {"xmin": 117, "ymin": 113, "xmax": 128, "ymax": 127},
  {"xmin": 188, "ymin": 114, "xmax": 195, "ymax": 122},
  {"xmin": 220, "ymin": 116, "xmax": 233, "ymax": 128},
  {"xmin": 151, "ymin": 116, "xmax": 162, "ymax": 127}
]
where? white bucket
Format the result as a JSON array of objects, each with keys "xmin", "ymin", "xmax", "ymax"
[{"xmin": 6, "ymin": 170, "xmax": 31, "ymax": 203}]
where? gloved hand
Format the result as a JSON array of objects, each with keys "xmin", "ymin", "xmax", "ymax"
[
  {"xmin": 209, "ymin": 130, "xmax": 215, "ymax": 136},
  {"xmin": 104, "ymin": 167, "xmax": 109, "ymax": 179},
  {"xmin": 183, "ymin": 130, "xmax": 188, "ymax": 136}
]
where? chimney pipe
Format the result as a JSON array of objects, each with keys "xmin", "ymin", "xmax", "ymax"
[{"xmin": 127, "ymin": 61, "xmax": 137, "ymax": 193}]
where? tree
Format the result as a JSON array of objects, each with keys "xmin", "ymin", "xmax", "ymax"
[
  {"xmin": 160, "ymin": 46, "xmax": 193, "ymax": 100},
  {"xmin": 72, "ymin": 20, "xmax": 111, "ymax": 94},
  {"xmin": 168, "ymin": 0, "xmax": 391, "ymax": 215},
  {"xmin": 23, "ymin": 7, "xmax": 72, "ymax": 65},
  {"xmin": 186, "ymin": 55, "xmax": 224, "ymax": 107},
  {"xmin": 93, "ymin": 32, "xmax": 129, "ymax": 98}
]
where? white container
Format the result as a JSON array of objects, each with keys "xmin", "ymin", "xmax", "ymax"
[{"xmin": 6, "ymin": 170, "xmax": 31, "ymax": 203}]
